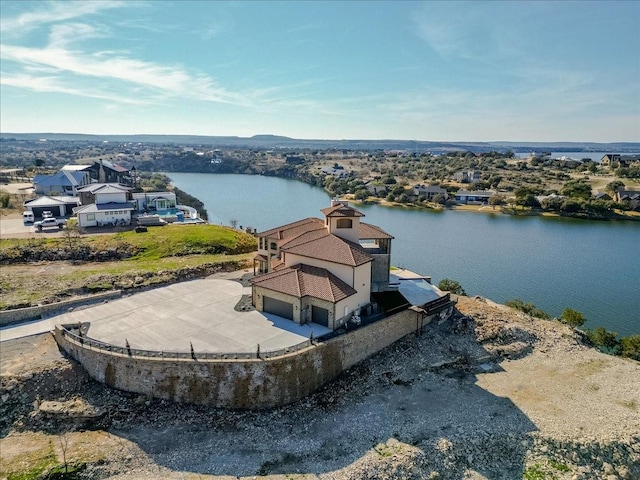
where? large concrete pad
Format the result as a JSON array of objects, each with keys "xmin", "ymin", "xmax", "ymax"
[{"xmin": 42, "ymin": 278, "xmax": 331, "ymax": 354}]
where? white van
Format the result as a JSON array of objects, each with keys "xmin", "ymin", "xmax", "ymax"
[{"xmin": 23, "ymin": 211, "xmax": 35, "ymax": 223}]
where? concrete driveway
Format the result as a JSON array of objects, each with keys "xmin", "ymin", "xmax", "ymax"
[{"xmin": 1, "ymin": 278, "xmax": 331, "ymax": 354}]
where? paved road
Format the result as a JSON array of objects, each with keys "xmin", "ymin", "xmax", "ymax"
[{"xmin": 0, "ymin": 277, "xmax": 331, "ymax": 354}]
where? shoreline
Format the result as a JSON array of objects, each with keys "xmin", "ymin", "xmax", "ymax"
[{"xmin": 349, "ymin": 196, "xmax": 640, "ymax": 221}]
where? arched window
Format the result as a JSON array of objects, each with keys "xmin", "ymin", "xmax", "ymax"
[{"xmin": 336, "ymin": 218, "xmax": 352, "ymax": 229}]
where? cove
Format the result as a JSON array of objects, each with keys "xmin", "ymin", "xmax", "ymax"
[{"xmin": 167, "ymin": 172, "xmax": 640, "ymax": 337}]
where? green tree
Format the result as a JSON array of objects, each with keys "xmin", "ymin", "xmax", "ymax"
[
  {"xmin": 619, "ymin": 335, "xmax": 640, "ymax": 361},
  {"xmin": 605, "ymin": 180, "xmax": 625, "ymax": 195},
  {"xmin": 561, "ymin": 307, "xmax": 586, "ymax": 328},
  {"xmin": 561, "ymin": 179, "xmax": 592, "ymax": 199},
  {"xmin": 586, "ymin": 327, "xmax": 619, "ymax": 352},
  {"xmin": 437, "ymin": 278, "xmax": 466, "ymax": 296},
  {"xmin": 354, "ymin": 189, "xmax": 369, "ymax": 201},
  {"xmin": 489, "ymin": 195, "xmax": 505, "ymax": 209}
]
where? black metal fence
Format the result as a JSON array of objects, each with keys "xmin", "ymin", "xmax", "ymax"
[{"xmin": 60, "ymin": 325, "xmax": 315, "ymax": 361}]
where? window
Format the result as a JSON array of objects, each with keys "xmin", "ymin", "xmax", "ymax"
[
  {"xmin": 87, "ymin": 214, "xmax": 95, "ymax": 221},
  {"xmin": 337, "ymin": 218, "xmax": 352, "ymax": 229},
  {"xmin": 270, "ymin": 242, "xmax": 277, "ymax": 250}
]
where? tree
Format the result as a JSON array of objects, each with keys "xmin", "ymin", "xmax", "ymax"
[
  {"xmin": 437, "ymin": 278, "xmax": 466, "ymax": 296},
  {"xmin": 561, "ymin": 179, "xmax": 592, "ymax": 199},
  {"xmin": 605, "ymin": 180, "xmax": 625, "ymax": 195},
  {"xmin": 354, "ymin": 189, "xmax": 369, "ymax": 201},
  {"xmin": 586, "ymin": 327, "xmax": 619, "ymax": 352},
  {"xmin": 619, "ymin": 335, "xmax": 640, "ymax": 361},
  {"xmin": 489, "ymin": 195, "xmax": 505, "ymax": 209},
  {"xmin": 561, "ymin": 307, "xmax": 586, "ymax": 328}
]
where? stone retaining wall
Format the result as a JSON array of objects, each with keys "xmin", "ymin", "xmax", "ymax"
[
  {"xmin": 54, "ymin": 308, "xmax": 441, "ymax": 409},
  {"xmin": 0, "ymin": 291, "xmax": 122, "ymax": 326}
]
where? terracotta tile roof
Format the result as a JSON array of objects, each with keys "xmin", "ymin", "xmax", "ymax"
[
  {"xmin": 320, "ymin": 204, "xmax": 365, "ymax": 218},
  {"xmin": 251, "ymin": 264, "xmax": 357, "ymax": 302},
  {"xmin": 257, "ymin": 217, "xmax": 324, "ymax": 240},
  {"xmin": 280, "ymin": 228, "xmax": 331, "ymax": 249},
  {"xmin": 254, "ymin": 253, "xmax": 268, "ymax": 262},
  {"xmin": 359, "ymin": 222, "xmax": 394, "ymax": 239},
  {"xmin": 282, "ymin": 234, "xmax": 372, "ymax": 267}
]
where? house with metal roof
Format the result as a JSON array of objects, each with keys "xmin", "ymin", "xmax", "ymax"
[
  {"xmin": 32, "ymin": 169, "xmax": 91, "ymax": 196},
  {"xmin": 251, "ymin": 200, "xmax": 395, "ymax": 330}
]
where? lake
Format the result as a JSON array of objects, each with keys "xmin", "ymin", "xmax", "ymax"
[{"xmin": 167, "ymin": 172, "xmax": 640, "ymax": 337}]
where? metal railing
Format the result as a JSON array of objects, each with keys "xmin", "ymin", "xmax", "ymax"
[{"xmin": 60, "ymin": 325, "xmax": 317, "ymax": 361}]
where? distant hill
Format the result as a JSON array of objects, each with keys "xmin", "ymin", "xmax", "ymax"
[{"xmin": 1, "ymin": 132, "xmax": 638, "ymax": 154}]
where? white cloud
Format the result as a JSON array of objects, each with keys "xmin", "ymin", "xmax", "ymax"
[{"xmin": 0, "ymin": 1, "xmax": 124, "ymax": 35}]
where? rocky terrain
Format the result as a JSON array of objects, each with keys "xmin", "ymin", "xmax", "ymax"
[{"xmin": 1, "ymin": 295, "xmax": 639, "ymax": 480}]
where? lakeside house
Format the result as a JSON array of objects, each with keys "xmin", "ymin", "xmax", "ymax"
[
  {"xmin": 251, "ymin": 199, "xmax": 451, "ymax": 331},
  {"xmin": 364, "ymin": 181, "xmax": 388, "ymax": 196},
  {"xmin": 32, "ymin": 169, "xmax": 90, "ymax": 196},
  {"xmin": 23, "ymin": 195, "xmax": 80, "ymax": 218},
  {"xmin": 454, "ymin": 189, "xmax": 496, "ymax": 205},
  {"xmin": 74, "ymin": 183, "xmax": 135, "ymax": 228},
  {"xmin": 413, "ymin": 184, "xmax": 448, "ymax": 201}
]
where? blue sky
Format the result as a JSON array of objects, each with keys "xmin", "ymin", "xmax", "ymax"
[{"xmin": 1, "ymin": 1, "xmax": 638, "ymax": 142}]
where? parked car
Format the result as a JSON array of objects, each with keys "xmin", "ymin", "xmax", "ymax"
[
  {"xmin": 42, "ymin": 211, "xmax": 54, "ymax": 219},
  {"xmin": 22, "ymin": 211, "xmax": 35, "ymax": 223},
  {"xmin": 33, "ymin": 217, "xmax": 66, "ymax": 231}
]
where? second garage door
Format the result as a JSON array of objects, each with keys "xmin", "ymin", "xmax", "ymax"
[
  {"xmin": 311, "ymin": 305, "xmax": 329, "ymax": 327},
  {"xmin": 263, "ymin": 296, "xmax": 294, "ymax": 320}
]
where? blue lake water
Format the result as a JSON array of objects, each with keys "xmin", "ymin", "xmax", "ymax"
[{"xmin": 167, "ymin": 172, "xmax": 640, "ymax": 337}]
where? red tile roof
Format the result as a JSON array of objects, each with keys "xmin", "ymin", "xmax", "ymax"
[
  {"xmin": 251, "ymin": 264, "xmax": 357, "ymax": 302},
  {"xmin": 320, "ymin": 204, "xmax": 365, "ymax": 217},
  {"xmin": 257, "ymin": 217, "xmax": 324, "ymax": 240},
  {"xmin": 359, "ymin": 222, "xmax": 394, "ymax": 239},
  {"xmin": 283, "ymin": 234, "xmax": 372, "ymax": 267}
]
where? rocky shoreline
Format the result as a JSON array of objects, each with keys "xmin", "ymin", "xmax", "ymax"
[{"xmin": 1, "ymin": 295, "xmax": 638, "ymax": 479}]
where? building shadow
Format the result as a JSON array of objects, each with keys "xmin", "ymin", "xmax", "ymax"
[{"xmin": 107, "ymin": 314, "xmax": 538, "ymax": 479}]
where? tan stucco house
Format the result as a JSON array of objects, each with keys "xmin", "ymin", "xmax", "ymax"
[{"xmin": 251, "ymin": 200, "xmax": 394, "ymax": 330}]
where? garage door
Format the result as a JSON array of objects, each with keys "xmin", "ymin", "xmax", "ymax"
[
  {"xmin": 312, "ymin": 305, "xmax": 329, "ymax": 327},
  {"xmin": 263, "ymin": 296, "xmax": 294, "ymax": 320},
  {"xmin": 32, "ymin": 206, "xmax": 62, "ymax": 218}
]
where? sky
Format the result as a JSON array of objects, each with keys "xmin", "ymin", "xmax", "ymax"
[{"xmin": 1, "ymin": 0, "xmax": 638, "ymax": 142}]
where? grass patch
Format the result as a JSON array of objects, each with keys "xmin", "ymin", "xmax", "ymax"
[
  {"xmin": 619, "ymin": 399, "xmax": 637, "ymax": 410},
  {"xmin": 115, "ymin": 224, "xmax": 256, "ymax": 260},
  {"xmin": 548, "ymin": 460, "xmax": 570, "ymax": 472},
  {"xmin": 523, "ymin": 464, "xmax": 555, "ymax": 480}
]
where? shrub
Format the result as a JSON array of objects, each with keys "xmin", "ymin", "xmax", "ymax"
[
  {"xmin": 505, "ymin": 298, "xmax": 550, "ymax": 319},
  {"xmin": 437, "ymin": 278, "xmax": 466, "ymax": 296},
  {"xmin": 560, "ymin": 307, "xmax": 586, "ymax": 328}
]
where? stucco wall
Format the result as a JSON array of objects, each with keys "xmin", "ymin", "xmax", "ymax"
[
  {"xmin": 0, "ymin": 291, "xmax": 122, "ymax": 326},
  {"xmin": 54, "ymin": 308, "xmax": 429, "ymax": 409}
]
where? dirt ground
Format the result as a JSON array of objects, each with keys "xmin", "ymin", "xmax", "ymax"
[{"xmin": 1, "ymin": 296, "xmax": 639, "ymax": 480}]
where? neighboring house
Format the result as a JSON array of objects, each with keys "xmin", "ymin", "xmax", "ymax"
[
  {"xmin": 594, "ymin": 192, "xmax": 612, "ymax": 201},
  {"xmin": 413, "ymin": 184, "xmax": 448, "ymax": 201},
  {"xmin": 601, "ymin": 154, "xmax": 640, "ymax": 169},
  {"xmin": 32, "ymin": 170, "xmax": 90, "ymax": 196},
  {"xmin": 615, "ymin": 190, "xmax": 640, "ymax": 203},
  {"xmin": 74, "ymin": 183, "xmax": 134, "ymax": 227},
  {"xmin": 364, "ymin": 181, "xmax": 387, "ymax": 196},
  {"xmin": 251, "ymin": 201, "xmax": 394, "ymax": 329},
  {"xmin": 453, "ymin": 170, "xmax": 482, "ymax": 183},
  {"xmin": 321, "ymin": 165, "xmax": 351, "ymax": 178},
  {"xmin": 131, "ymin": 192, "xmax": 177, "ymax": 212},
  {"xmin": 23, "ymin": 195, "xmax": 80, "ymax": 218},
  {"xmin": 454, "ymin": 190, "xmax": 496, "ymax": 204}
]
